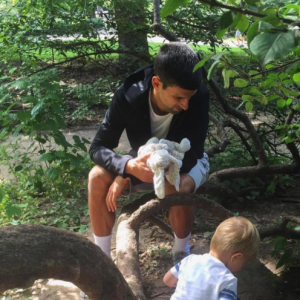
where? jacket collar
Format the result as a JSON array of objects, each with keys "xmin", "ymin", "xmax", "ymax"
[{"xmin": 123, "ymin": 64, "xmax": 154, "ymax": 110}]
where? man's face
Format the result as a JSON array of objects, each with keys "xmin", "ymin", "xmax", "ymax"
[{"xmin": 152, "ymin": 76, "xmax": 197, "ymax": 115}]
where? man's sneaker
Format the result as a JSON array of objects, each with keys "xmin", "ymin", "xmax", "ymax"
[{"xmin": 172, "ymin": 251, "xmax": 189, "ymax": 265}]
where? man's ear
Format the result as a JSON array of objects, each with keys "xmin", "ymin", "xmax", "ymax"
[
  {"xmin": 152, "ymin": 76, "xmax": 162, "ymax": 90},
  {"xmin": 231, "ymin": 253, "xmax": 243, "ymax": 262}
]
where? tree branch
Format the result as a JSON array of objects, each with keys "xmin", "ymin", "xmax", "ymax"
[
  {"xmin": 196, "ymin": 0, "xmax": 294, "ymax": 24},
  {"xmin": 29, "ymin": 49, "xmax": 150, "ymax": 75},
  {"xmin": 0, "ymin": 225, "xmax": 136, "ymax": 300},
  {"xmin": 202, "ymin": 67, "xmax": 268, "ymax": 165},
  {"xmin": 206, "ymin": 113, "xmax": 230, "ymax": 157},
  {"xmin": 167, "ymin": 15, "xmax": 211, "ymax": 30}
]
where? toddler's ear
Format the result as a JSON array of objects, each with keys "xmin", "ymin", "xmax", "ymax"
[{"xmin": 231, "ymin": 253, "xmax": 243, "ymax": 262}]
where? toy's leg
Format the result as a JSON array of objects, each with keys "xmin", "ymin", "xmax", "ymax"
[
  {"xmin": 153, "ymin": 167, "xmax": 165, "ymax": 199},
  {"xmin": 166, "ymin": 157, "xmax": 182, "ymax": 191}
]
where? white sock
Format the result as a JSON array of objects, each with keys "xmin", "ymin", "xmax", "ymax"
[
  {"xmin": 172, "ymin": 232, "xmax": 191, "ymax": 254},
  {"xmin": 93, "ymin": 234, "xmax": 112, "ymax": 258}
]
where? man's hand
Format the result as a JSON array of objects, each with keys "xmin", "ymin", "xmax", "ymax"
[
  {"xmin": 125, "ymin": 153, "xmax": 154, "ymax": 183},
  {"xmin": 106, "ymin": 176, "xmax": 129, "ymax": 212}
]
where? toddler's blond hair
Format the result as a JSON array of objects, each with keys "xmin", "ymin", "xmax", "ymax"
[{"xmin": 210, "ymin": 216, "xmax": 260, "ymax": 260}]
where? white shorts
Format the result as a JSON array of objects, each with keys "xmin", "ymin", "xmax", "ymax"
[{"xmin": 123, "ymin": 153, "xmax": 209, "ymax": 196}]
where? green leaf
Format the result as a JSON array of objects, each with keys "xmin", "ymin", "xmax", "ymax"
[
  {"xmin": 276, "ymin": 248, "xmax": 293, "ymax": 269},
  {"xmin": 39, "ymin": 153, "xmax": 54, "ymax": 162},
  {"xmin": 243, "ymin": 86, "xmax": 262, "ymax": 96},
  {"xmin": 193, "ymin": 54, "xmax": 213, "ymax": 72},
  {"xmin": 11, "ymin": 80, "xmax": 28, "ymax": 89},
  {"xmin": 82, "ymin": 138, "xmax": 91, "ymax": 144},
  {"xmin": 211, "ymin": 51, "xmax": 230, "ymax": 61},
  {"xmin": 22, "ymin": 95, "xmax": 37, "ymax": 104},
  {"xmin": 277, "ymin": 99, "xmax": 286, "ymax": 108},
  {"xmin": 245, "ymin": 102, "xmax": 253, "ymax": 111},
  {"xmin": 279, "ymin": 86, "xmax": 299, "ymax": 96},
  {"xmin": 216, "ymin": 27, "xmax": 228, "ymax": 39},
  {"xmin": 272, "ymin": 236, "xmax": 287, "ymax": 256},
  {"xmin": 293, "ymin": 72, "xmax": 300, "ymax": 84},
  {"xmin": 46, "ymin": 93, "xmax": 62, "ymax": 101},
  {"xmin": 256, "ymin": 96, "xmax": 268, "ymax": 105},
  {"xmin": 14, "ymin": 165, "xmax": 23, "ymax": 172},
  {"xmin": 249, "ymin": 70, "xmax": 262, "ymax": 79},
  {"xmin": 268, "ymin": 73, "xmax": 278, "ymax": 80},
  {"xmin": 31, "ymin": 102, "xmax": 44, "ymax": 117},
  {"xmin": 46, "ymin": 167, "xmax": 59, "ymax": 180},
  {"xmin": 261, "ymin": 15, "xmax": 281, "ymax": 27},
  {"xmin": 286, "ymin": 98, "xmax": 292, "ymax": 106},
  {"xmin": 231, "ymin": 13, "xmax": 242, "ymax": 29},
  {"xmin": 250, "ymin": 31, "xmax": 295, "ymax": 66},
  {"xmin": 234, "ymin": 78, "xmax": 248, "ymax": 88},
  {"xmin": 222, "ymin": 69, "xmax": 238, "ymax": 88},
  {"xmin": 0, "ymin": 189, "xmax": 6, "ymax": 202},
  {"xmin": 17, "ymin": 111, "xmax": 31, "ymax": 123},
  {"xmin": 6, "ymin": 203, "xmax": 22, "ymax": 218},
  {"xmin": 236, "ymin": 14, "xmax": 249, "ymax": 33},
  {"xmin": 161, "ymin": 0, "xmax": 191, "ymax": 18},
  {"xmin": 207, "ymin": 60, "xmax": 219, "ymax": 81},
  {"xmin": 242, "ymin": 95, "xmax": 254, "ymax": 101},
  {"xmin": 267, "ymin": 94, "xmax": 279, "ymax": 101},
  {"xmin": 247, "ymin": 21, "xmax": 259, "ymax": 46},
  {"xmin": 220, "ymin": 11, "xmax": 234, "ymax": 30},
  {"xmin": 54, "ymin": 151, "xmax": 65, "ymax": 158}
]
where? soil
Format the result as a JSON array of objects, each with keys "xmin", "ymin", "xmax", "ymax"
[{"xmin": 1, "ymin": 66, "xmax": 300, "ymax": 300}]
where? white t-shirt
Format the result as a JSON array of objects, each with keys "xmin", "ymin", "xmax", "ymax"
[
  {"xmin": 170, "ymin": 253, "xmax": 237, "ymax": 300},
  {"xmin": 149, "ymin": 91, "xmax": 173, "ymax": 139}
]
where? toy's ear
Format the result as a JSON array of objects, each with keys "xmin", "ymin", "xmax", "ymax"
[
  {"xmin": 179, "ymin": 138, "xmax": 191, "ymax": 152},
  {"xmin": 146, "ymin": 137, "xmax": 159, "ymax": 145}
]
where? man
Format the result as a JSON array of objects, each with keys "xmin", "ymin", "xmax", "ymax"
[{"xmin": 88, "ymin": 42, "xmax": 210, "ymax": 263}]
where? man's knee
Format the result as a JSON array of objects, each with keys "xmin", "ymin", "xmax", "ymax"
[
  {"xmin": 88, "ymin": 165, "xmax": 115, "ymax": 190},
  {"xmin": 179, "ymin": 175, "xmax": 195, "ymax": 194}
]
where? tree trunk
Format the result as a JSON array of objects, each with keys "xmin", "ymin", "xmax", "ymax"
[
  {"xmin": 0, "ymin": 225, "xmax": 136, "ymax": 300},
  {"xmin": 113, "ymin": 0, "xmax": 150, "ymax": 70}
]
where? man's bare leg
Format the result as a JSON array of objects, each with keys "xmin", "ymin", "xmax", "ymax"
[
  {"xmin": 88, "ymin": 165, "xmax": 116, "ymax": 241},
  {"xmin": 165, "ymin": 175, "xmax": 195, "ymax": 255}
]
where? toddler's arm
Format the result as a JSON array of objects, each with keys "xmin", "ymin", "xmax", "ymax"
[{"xmin": 163, "ymin": 270, "xmax": 178, "ymax": 288}]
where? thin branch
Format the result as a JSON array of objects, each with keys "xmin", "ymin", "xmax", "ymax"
[
  {"xmin": 167, "ymin": 15, "xmax": 211, "ymax": 30},
  {"xmin": 146, "ymin": 215, "xmax": 173, "ymax": 236},
  {"xmin": 206, "ymin": 113, "xmax": 230, "ymax": 157},
  {"xmin": 196, "ymin": 0, "xmax": 294, "ymax": 24},
  {"xmin": 225, "ymin": 122, "xmax": 258, "ymax": 164},
  {"xmin": 210, "ymin": 161, "xmax": 300, "ymax": 182},
  {"xmin": 249, "ymin": 58, "xmax": 300, "ymax": 78},
  {"xmin": 29, "ymin": 50, "xmax": 150, "ymax": 75},
  {"xmin": 202, "ymin": 67, "xmax": 268, "ymax": 165}
]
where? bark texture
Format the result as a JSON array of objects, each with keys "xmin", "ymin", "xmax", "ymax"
[{"xmin": 0, "ymin": 225, "xmax": 136, "ymax": 300}]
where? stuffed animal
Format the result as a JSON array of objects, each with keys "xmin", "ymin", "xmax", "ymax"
[{"xmin": 138, "ymin": 137, "xmax": 191, "ymax": 199}]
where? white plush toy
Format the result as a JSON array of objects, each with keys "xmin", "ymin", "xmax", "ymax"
[{"xmin": 138, "ymin": 137, "xmax": 191, "ymax": 199}]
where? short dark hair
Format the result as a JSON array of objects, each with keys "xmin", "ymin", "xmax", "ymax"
[{"xmin": 154, "ymin": 42, "xmax": 202, "ymax": 90}]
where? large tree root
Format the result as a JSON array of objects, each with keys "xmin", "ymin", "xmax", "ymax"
[
  {"xmin": 116, "ymin": 194, "xmax": 234, "ymax": 299},
  {"xmin": 0, "ymin": 225, "xmax": 136, "ymax": 300}
]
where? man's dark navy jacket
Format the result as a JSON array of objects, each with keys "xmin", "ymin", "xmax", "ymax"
[{"xmin": 89, "ymin": 64, "xmax": 210, "ymax": 181}]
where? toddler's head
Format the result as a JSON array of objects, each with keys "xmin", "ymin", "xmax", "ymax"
[{"xmin": 210, "ymin": 216, "xmax": 260, "ymax": 272}]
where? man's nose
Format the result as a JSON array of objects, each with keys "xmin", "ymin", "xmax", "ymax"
[{"xmin": 180, "ymin": 99, "xmax": 189, "ymax": 110}]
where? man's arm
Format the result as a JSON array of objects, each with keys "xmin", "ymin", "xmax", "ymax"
[{"xmin": 89, "ymin": 88, "xmax": 131, "ymax": 177}]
